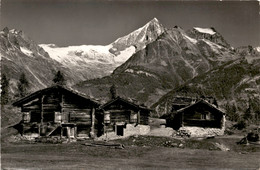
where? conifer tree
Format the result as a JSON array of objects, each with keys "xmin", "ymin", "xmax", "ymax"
[
  {"xmin": 1, "ymin": 74, "xmax": 10, "ymax": 105},
  {"xmin": 18, "ymin": 73, "xmax": 29, "ymax": 97},
  {"xmin": 53, "ymin": 70, "xmax": 65, "ymax": 85},
  {"xmin": 110, "ymin": 84, "xmax": 117, "ymax": 99}
]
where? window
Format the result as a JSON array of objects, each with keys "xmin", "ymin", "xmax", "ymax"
[
  {"xmin": 130, "ymin": 111, "xmax": 137, "ymax": 123},
  {"xmin": 201, "ymin": 112, "xmax": 213, "ymax": 120},
  {"xmin": 55, "ymin": 112, "xmax": 62, "ymax": 123},
  {"xmin": 201, "ymin": 113, "xmax": 207, "ymax": 120},
  {"xmin": 104, "ymin": 111, "xmax": 110, "ymax": 123},
  {"xmin": 23, "ymin": 112, "xmax": 30, "ymax": 123}
]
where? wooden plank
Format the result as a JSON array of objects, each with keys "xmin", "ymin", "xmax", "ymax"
[
  {"xmin": 23, "ymin": 105, "xmax": 40, "ymax": 109},
  {"xmin": 70, "ymin": 115, "xmax": 91, "ymax": 119},
  {"xmin": 42, "ymin": 106, "xmax": 60, "ymax": 110},
  {"xmin": 61, "ymin": 94, "xmax": 64, "ymax": 115},
  {"xmin": 41, "ymin": 96, "xmax": 44, "ymax": 124},
  {"xmin": 75, "ymin": 122, "xmax": 92, "ymax": 126},
  {"xmin": 22, "ymin": 108, "xmax": 41, "ymax": 112},
  {"xmin": 63, "ymin": 108, "xmax": 91, "ymax": 112},
  {"xmin": 111, "ymin": 115, "xmax": 127, "ymax": 119},
  {"xmin": 70, "ymin": 118, "xmax": 91, "ymax": 122},
  {"xmin": 63, "ymin": 104, "xmax": 88, "ymax": 109},
  {"xmin": 42, "ymin": 103, "xmax": 59, "ymax": 106}
]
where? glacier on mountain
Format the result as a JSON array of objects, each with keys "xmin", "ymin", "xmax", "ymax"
[
  {"xmin": 20, "ymin": 47, "xmax": 34, "ymax": 57},
  {"xmin": 202, "ymin": 39, "xmax": 223, "ymax": 52},
  {"xmin": 183, "ymin": 34, "xmax": 198, "ymax": 44},
  {"xmin": 194, "ymin": 27, "xmax": 216, "ymax": 35},
  {"xmin": 39, "ymin": 44, "xmax": 136, "ymax": 68},
  {"xmin": 39, "ymin": 44, "xmax": 114, "ymax": 65}
]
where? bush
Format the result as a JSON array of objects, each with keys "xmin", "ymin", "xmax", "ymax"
[
  {"xmin": 225, "ymin": 104, "xmax": 240, "ymax": 122},
  {"xmin": 224, "ymin": 129, "xmax": 234, "ymax": 135},
  {"xmin": 233, "ymin": 120, "xmax": 247, "ymax": 130},
  {"xmin": 247, "ymin": 132, "xmax": 259, "ymax": 142}
]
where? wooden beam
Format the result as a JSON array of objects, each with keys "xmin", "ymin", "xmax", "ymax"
[
  {"xmin": 137, "ymin": 110, "xmax": 140, "ymax": 124},
  {"xmin": 40, "ymin": 95, "xmax": 44, "ymax": 124},
  {"xmin": 61, "ymin": 94, "xmax": 64, "ymax": 123},
  {"xmin": 90, "ymin": 107, "xmax": 95, "ymax": 138}
]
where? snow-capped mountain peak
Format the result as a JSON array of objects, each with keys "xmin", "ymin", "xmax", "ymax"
[
  {"xmin": 255, "ymin": 47, "xmax": 260, "ymax": 52},
  {"xmin": 193, "ymin": 27, "xmax": 216, "ymax": 35},
  {"xmin": 187, "ymin": 27, "xmax": 231, "ymax": 48},
  {"xmin": 110, "ymin": 18, "xmax": 165, "ymax": 54},
  {"xmin": 39, "ymin": 44, "xmax": 115, "ymax": 65},
  {"xmin": 40, "ymin": 18, "xmax": 165, "ymax": 77}
]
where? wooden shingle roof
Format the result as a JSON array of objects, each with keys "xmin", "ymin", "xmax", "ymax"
[
  {"xmin": 12, "ymin": 85, "xmax": 100, "ymax": 107},
  {"xmin": 99, "ymin": 96, "xmax": 152, "ymax": 111},
  {"xmin": 176, "ymin": 99, "xmax": 225, "ymax": 115}
]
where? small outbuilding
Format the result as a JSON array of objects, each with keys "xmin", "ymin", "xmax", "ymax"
[
  {"xmin": 98, "ymin": 97, "xmax": 151, "ymax": 138},
  {"xmin": 13, "ymin": 85, "xmax": 100, "ymax": 138},
  {"xmin": 166, "ymin": 99, "xmax": 225, "ymax": 137}
]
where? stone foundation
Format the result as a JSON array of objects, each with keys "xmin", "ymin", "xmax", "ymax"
[
  {"xmin": 177, "ymin": 126, "xmax": 224, "ymax": 138},
  {"xmin": 124, "ymin": 124, "xmax": 150, "ymax": 136},
  {"xmin": 147, "ymin": 127, "xmax": 175, "ymax": 137},
  {"xmin": 98, "ymin": 124, "xmax": 150, "ymax": 140}
]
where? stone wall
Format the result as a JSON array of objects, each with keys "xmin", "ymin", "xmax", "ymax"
[
  {"xmin": 97, "ymin": 124, "xmax": 150, "ymax": 140},
  {"xmin": 177, "ymin": 126, "xmax": 224, "ymax": 138},
  {"xmin": 124, "ymin": 124, "xmax": 150, "ymax": 136},
  {"xmin": 176, "ymin": 115, "xmax": 226, "ymax": 138}
]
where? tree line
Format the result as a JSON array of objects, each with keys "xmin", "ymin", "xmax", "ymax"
[{"xmin": 1, "ymin": 70, "xmax": 65, "ymax": 106}]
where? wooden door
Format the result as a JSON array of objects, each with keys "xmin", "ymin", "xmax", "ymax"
[{"xmin": 116, "ymin": 125, "xmax": 124, "ymax": 136}]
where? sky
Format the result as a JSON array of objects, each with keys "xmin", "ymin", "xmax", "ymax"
[{"xmin": 1, "ymin": 0, "xmax": 259, "ymax": 47}]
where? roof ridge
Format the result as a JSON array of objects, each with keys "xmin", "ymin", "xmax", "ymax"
[
  {"xmin": 176, "ymin": 98, "xmax": 224, "ymax": 114},
  {"xmin": 13, "ymin": 85, "xmax": 99, "ymax": 106}
]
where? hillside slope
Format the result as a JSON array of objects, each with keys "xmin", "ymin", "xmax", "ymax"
[
  {"xmin": 1, "ymin": 18, "xmax": 165, "ymax": 99},
  {"xmin": 0, "ymin": 27, "xmax": 59, "ymax": 96},
  {"xmin": 152, "ymin": 48, "xmax": 260, "ymax": 116},
  {"xmin": 40, "ymin": 18, "xmax": 165, "ymax": 80},
  {"xmin": 75, "ymin": 26, "xmax": 239, "ymax": 107}
]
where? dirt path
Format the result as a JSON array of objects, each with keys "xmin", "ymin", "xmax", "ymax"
[{"xmin": 1, "ymin": 143, "xmax": 260, "ymax": 169}]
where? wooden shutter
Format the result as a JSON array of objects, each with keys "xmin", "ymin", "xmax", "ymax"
[{"xmin": 23, "ymin": 112, "xmax": 30, "ymax": 123}]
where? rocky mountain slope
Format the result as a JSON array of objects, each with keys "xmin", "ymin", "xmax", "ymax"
[
  {"xmin": 114, "ymin": 26, "xmax": 237, "ymax": 84},
  {"xmin": 1, "ymin": 27, "xmax": 58, "ymax": 96},
  {"xmin": 40, "ymin": 18, "xmax": 165, "ymax": 79},
  {"xmin": 110, "ymin": 18, "xmax": 165, "ymax": 54},
  {"xmin": 74, "ymin": 24, "xmax": 241, "ymax": 107},
  {"xmin": 152, "ymin": 47, "xmax": 260, "ymax": 117},
  {"xmin": 1, "ymin": 27, "xmax": 110, "ymax": 96},
  {"xmin": 2, "ymin": 17, "xmax": 259, "ymax": 119},
  {"xmin": 1, "ymin": 18, "xmax": 164, "ymax": 99}
]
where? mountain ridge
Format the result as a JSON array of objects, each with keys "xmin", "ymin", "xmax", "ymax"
[
  {"xmin": 2, "ymin": 18, "xmax": 259, "ymax": 118},
  {"xmin": 74, "ymin": 25, "xmax": 244, "ymax": 108},
  {"xmin": 0, "ymin": 18, "xmax": 166, "ymax": 99}
]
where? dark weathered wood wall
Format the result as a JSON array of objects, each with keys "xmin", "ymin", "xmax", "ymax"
[
  {"xmin": 103, "ymin": 100, "xmax": 150, "ymax": 126},
  {"xmin": 181, "ymin": 104, "xmax": 223, "ymax": 128},
  {"xmin": 19, "ymin": 89, "xmax": 96, "ymax": 136}
]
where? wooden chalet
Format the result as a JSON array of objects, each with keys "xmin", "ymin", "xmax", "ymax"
[
  {"xmin": 170, "ymin": 96, "xmax": 196, "ymax": 112},
  {"xmin": 13, "ymin": 85, "xmax": 100, "ymax": 138},
  {"xmin": 170, "ymin": 96, "xmax": 218, "ymax": 113},
  {"xmin": 98, "ymin": 97, "xmax": 151, "ymax": 136},
  {"xmin": 167, "ymin": 99, "xmax": 225, "ymax": 130}
]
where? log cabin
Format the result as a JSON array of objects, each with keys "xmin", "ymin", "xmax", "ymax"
[
  {"xmin": 98, "ymin": 97, "xmax": 151, "ymax": 137},
  {"xmin": 169, "ymin": 96, "xmax": 218, "ymax": 113},
  {"xmin": 12, "ymin": 85, "xmax": 100, "ymax": 138},
  {"xmin": 166, "ymin": 99, "xmax": 225, "ymax": 130}
]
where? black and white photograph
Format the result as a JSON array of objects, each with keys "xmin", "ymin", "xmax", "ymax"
[{"xmin": 1, "ymin": 0, "xmax": 260, "ymax": 169}]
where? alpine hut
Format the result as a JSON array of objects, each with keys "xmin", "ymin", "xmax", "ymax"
[
  {"xmin": 98, "ymin": 97, "xmax": 151, "ymax": 137},
  {"xmin": 12, "ymin": 85, "xmax": 100, "ymax": 139}
]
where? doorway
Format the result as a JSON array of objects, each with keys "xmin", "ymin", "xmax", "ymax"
[{"xmin": 116, "ymin": 125, "xmax": 124, "ymax": 136}]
